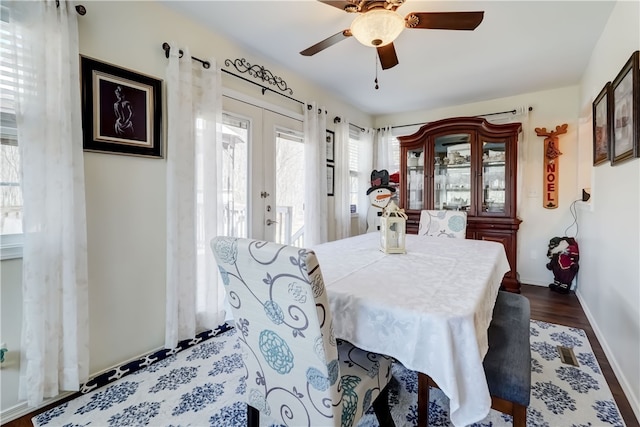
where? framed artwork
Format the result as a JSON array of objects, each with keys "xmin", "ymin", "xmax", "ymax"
[
  {"xmin": 611, "ymin": 50, "xmax": 639, "ymax": 165},
  {"xmin": 326, "ymin": 130, "xmax": 335, "ymax": 162},
  {"xmin": 80, "ymin": 56, "xmax": 163, "ymax": 158},
  {"xmin": 326, "ymin": 164, "xmax": 335, "ymax": 196},
  {"xmin": 592, "ymin": 82, "xmax": 612, "ymax": 166}
]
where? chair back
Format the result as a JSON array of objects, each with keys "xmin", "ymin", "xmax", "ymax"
[
  {"xmin": 210, "ymin": 237, "xmax": 342, "ymax": 426},
  {"xmin": 418, "ymin": 210, "xmax": 467, "ymax": 238}
]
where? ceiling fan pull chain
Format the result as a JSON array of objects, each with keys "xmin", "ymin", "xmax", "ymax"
[{"xmin": 374, "ymin": 51, "xmax": 379, "ymax": 90}]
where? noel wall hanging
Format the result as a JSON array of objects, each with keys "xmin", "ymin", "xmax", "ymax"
[{"xmin": 535, "ymin": 124, "xmax": 568, "ymax": 209}]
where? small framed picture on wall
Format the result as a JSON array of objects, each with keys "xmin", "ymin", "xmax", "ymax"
[
  {"xmin": 592, "ymin": 82, "xmax": 612, "ymax": 166},
  {"xmin": 610, "ymin": 50, "xmax": 639, "ymax": 165},
  {"xmin": 327, "ymin": 164, "xmax": 335, "ymax": 196},
  {"xmin": 326, "ymin": 130, "xmax": 335, "ymax": 163}
]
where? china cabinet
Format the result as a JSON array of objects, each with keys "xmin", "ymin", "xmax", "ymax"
[{"xmin": 398, "ymin": 117, "xmax": 522, "ymax": 292}]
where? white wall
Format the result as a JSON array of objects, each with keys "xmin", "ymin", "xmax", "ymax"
[
  {"xmin": 576, "ymin": 0, "xmax": 640, "ymax": 419},
  {"xmin": 0, "ymin": 258, "xmax": 22, "ymax": 413},
  {"xmin": 0, "ymin": 0, "xmax": 371, "ymax": 418}
]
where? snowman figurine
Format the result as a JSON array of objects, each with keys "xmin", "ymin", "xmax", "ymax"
[{"xmin": 366, "ymin": 170, "xmax": 396, "ymax": 233}]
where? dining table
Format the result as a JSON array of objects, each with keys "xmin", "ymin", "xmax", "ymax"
[{"xmin": 312, "ymin": 232, "xmax": 511, "ymax": 427}]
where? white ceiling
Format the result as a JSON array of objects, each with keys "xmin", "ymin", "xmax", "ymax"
[{"xmin": 158, "ymin": 1, "xmax": 615, "ymax": 116}]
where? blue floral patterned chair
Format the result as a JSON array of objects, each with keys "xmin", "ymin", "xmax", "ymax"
[
  {"xmin": 211, "ymin": 237, "xmax": 396, "ymax": 427},
  {"xmin": 417, "ymin": 210, "xmax": 467, "ymax": 238}
]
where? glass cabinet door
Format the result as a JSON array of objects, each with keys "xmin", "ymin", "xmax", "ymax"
[
  {"xmin": 434, "ymin": 133, "xmax": 471, "ymax": 211},
  {"xmin": 481, "ymin": 140, "xmax": 507, "ymax": 214},
  {"xmin": 406, "ymin": 148, "xmax": 424, "ymax": 210}
]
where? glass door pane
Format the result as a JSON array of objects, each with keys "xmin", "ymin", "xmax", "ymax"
[
  {"xmin": 482, "ymin": 140, "xmax": 507, "ymax": 214},
  {"xmin": 406, "ymin": 148, "xmax": 424, "ymax": 210},
  {"xmin": 223, "ymin": 97, "xmax": 303, "ymax": 241},
  {"xmin": 434, "ymin": 133, "xmax": 471, "ymax": 211},
  {"xmin": 221, "ymin": 113, "xmax": 249, "ymax": 238},
  {"xmin": 275, "ymin": 129, "xmax": 305, "ymax": 246}
]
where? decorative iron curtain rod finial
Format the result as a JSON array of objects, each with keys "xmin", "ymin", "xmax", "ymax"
[
  {"xmin": 222, "ymin": 57, "xmax": 304, "ymax": 106},
  {"xmin": 161, "ymin": 46, "xmax": 304, "ymax": 106}
]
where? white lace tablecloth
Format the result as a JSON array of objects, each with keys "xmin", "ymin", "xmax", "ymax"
[{"xmin": 312, "ymin": 233, "xmax": 511, "ymax": 427}]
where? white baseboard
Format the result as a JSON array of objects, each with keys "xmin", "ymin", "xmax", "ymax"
[
  {"xmin": 0, "ymin": 392, "xmax": 74, "ymax": 424},
  {"xmin": 518, "ymin": 277, "xmax": 548, "ymax": 287},
  {"xmin": 576, "ymin": 291, "xmax": 640, "ymax": 423}
]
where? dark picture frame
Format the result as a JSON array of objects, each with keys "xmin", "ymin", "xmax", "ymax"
[
  {"xmin": 80, "ymin": 56, "xmax": 163, "ymax": 158},
  {"xmin": 326, "ymin": 130, "xmax": 335, "ymax": 163},
  {"xmin": 326, "ymin": 164, "xmax": 335, "ymax": 196},
  {"xmin": 611, "ymin": 50, "xmax": 639, "ymax": 165},
  {"xmin": 592, "ymin": 82, "xmax": 612, "ymax": 166}
]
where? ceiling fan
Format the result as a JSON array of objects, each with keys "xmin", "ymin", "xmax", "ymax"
[{"xmin": 300, "ymin": 0, "xmax": 484, "ymax": 70}]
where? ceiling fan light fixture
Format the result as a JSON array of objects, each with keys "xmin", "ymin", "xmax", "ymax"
[{"xmin": 350, "ymin": 9, "xmax": 405, "ymax": 47}]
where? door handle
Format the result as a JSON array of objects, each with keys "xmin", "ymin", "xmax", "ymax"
[{"xmin": 266, "ymin": 219, "xmax": 278, "ymax": 226}]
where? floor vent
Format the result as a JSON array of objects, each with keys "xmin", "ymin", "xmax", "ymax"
[{"xmin": 557, "ymin": 345, "xmax": 579, "ymax": 366}]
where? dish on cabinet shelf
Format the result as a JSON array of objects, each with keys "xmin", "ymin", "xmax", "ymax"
[
  {"xmin": 485, "ymin": 202, "xmax": 505, "ymax": 212},
  {"xmin": 445, "ymin": 162, "xmax": 471, "ymax": 168},
  {"xmin": 483, "ymin": 160, "xmax": 505, "ymax": 166},
  {"xmin": 483, "ymin": 150, "xmax": 505, "ymax": 162}
]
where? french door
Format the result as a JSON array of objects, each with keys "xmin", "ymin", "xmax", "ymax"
[{"xmin": 221, "ymin": 95, "xmax": 304, "ymax": 244}]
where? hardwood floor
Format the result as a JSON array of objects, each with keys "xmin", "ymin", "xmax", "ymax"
[
  {"xmin": 520, "ymin": 284, "xmax": 638, "ymax": 427},
  {"xmin": 4, "ymin": 284, "xmax": 638, "ymax": 427}
]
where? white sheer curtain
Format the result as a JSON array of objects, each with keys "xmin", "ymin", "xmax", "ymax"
[
  {"xmin": 13, "ymin": 0, "xmax": 89, "ymax": 406},
  {"xmin": 165, "ymin": 45, "xmax": 225, "ymax": 349},
  {"xmin": 333, "ymin": 118, "xmax": 351, "ymax": 239},
  {"xmin": 303, "ymin": 103, "xmax": 328, "ymax": 246},
  {"xmin": 374, "ymin": 126, "xmax": 394, "ymax": 171},
  {"xmin": 356, "ymin": 128, "xmax": 374, "ymax": 234}
]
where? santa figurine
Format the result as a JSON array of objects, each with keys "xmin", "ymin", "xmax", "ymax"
[
  {"xmin": 366, "ymin": 169, "xmax": 396, "ymax": 233},
  {"xmin": 546, "ymin": 236, "xmax": 580, "ymax": 294}
]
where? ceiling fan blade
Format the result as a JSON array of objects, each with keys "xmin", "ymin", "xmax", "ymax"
[
  {"xmin": 405, "ymin": 11, "xmax": 484, "ymax": 31},
  {"xmin": 377, "ymin": 43, "xmax": 399, "ymax": 70},
  {"xmin": 300, "ymin": 30, "xmax": 352, "ymax": 56},
  {"xmin": 317, "ymin": 1, "xmax": 355, "ymax": 12}
]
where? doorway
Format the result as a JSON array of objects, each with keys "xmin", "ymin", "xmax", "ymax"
[{"xmin": 221, "ymin": 96, "xmax": 304, "ymax": 244}]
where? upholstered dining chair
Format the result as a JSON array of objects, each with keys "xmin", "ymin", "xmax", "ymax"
[
  {"xmin": 417, "ymin": 291, "xmax": 532, "ymax": 427},
  {"xmin": 211, "ymin": 236, "xmax": 396, "ymax": 427},
  {"xmin": 418, "ymin": 210, "xmax": 467, "ymax": 238}
]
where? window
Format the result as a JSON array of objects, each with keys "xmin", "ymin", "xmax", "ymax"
[
  {"xmin": 389, "ymin": 136, "xmax": 400, "ymax": 175},
  {"xmin": 348, "ymin": 128, "xmax": 401, "ymax": 215},
  {"xmin": 348, "ymin": 126, "xmax": 360, "ymax": 214},
  {"xmin": 1, "ymin": 5, "xmax": 24, "ymax": 259}
]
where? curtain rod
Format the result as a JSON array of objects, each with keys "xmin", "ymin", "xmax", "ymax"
[
  {"xmin": 334, "ymin": 106, "xmax": 533, "ymax": 133},
  {"xmin": 221, "ymin": 69, "xmax": 307, "ymax": 107},
  {"xmin": 162, "ymin": 43, "xmax": 307, "ymax": 108},
  {"xmin": 390, "ymin": 106, "xmax": 533, "ymax": 130},
  {"xmin": 333, "ymin": 116, "xmax": 365, "ymax": 132},
  {"xmin": 162, "ymin": 42, "xmax": 210, "ymax": 69},
  {"xmin": 55, "ymin": 1, "xmax": 86, "ymax": 15}
]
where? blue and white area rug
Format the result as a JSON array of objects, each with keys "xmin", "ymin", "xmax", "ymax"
[{"xmin": 32, "ymin": 320, "xmax": 625, "ymax": 427}]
